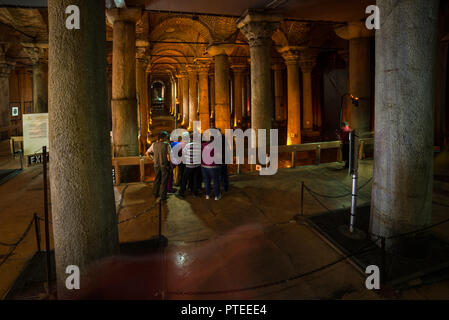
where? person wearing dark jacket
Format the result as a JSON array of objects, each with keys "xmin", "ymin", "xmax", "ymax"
[{"xmin": 146, "ymin": 131, "xmax": 171, "ymax": 200}]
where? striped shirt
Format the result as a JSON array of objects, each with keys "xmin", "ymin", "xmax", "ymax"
[{"xmin": 183, "ymin": 142, "xmax": 201, "ymax": 168}]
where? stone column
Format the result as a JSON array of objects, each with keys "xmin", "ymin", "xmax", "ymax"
[
  {"xmin": 136, "ymin": 47, "xmax": 149, "ymax": 155},
  {"xmin": 299, "ymin": 56, "xmax": 316, "ymax": 133},
  {"xmin": 48, "ymin": 0, "xmax": 118, "ymax": 298},
  {"xmin": 107, "ymin": 8, "xmax": 142, "ymax": 157},
  {"xmin": 23, "ymin": 44, "xmax": 48, "ymax": 113},
  {"xmin": 106, "ymin": 56, "xmax": 113, "ymax": 132},
  {"xmin": 335, "ymin": 22, "xmax": 373, "ymax": 136},
  {"xmin": 237, "ymin": 11, "xmax": 281, "ymax": 138},
  {"xmin": 207, "ymin": 44, "xmax": 233, "ymax": 132},
  {"xmin": 272, "ymin": 63, "xmax": 284, "ymax": 122},
  {"xmin": 0, "ymin": 43, "xmax": 14, "ymax": 139},
  {"xmin": 338, "ymin": 49, "xmax": 350, "ymax": 123},
  {"xmin": 280, "ymin": 47, "xmax": 302, "ymax": 145},
  {"xmin": 187, "ymin": 65, "xmax": 198, "ymax": 131},
  {"xmin": 231, "ymin": 65, "xmax": 247, "ymax": 128},
  {"xmin": 197, "ymin": 59, "xmax": 211, "ymax": 132},
  {"xmin": 174, "ymin": 75, "xmax": 181, "ymax": 121},
  {"xmin": 180, "ymin": 71, "xmax": 189, "ymax": 127},
  {"xmin": 208, "ymin": 71, "xmax": 215, "ymax": 123},
  {"xmin": 370, "ymin": 0, "xmax": 439, "ymax": 250}
]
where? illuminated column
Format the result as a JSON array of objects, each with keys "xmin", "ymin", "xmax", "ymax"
[
  {"xmin": 0, "ymin": 43, "xmax": 14, "ymax": 139},
  {"xmin": 280, "ymin": 46, "xmax": 301, "ymax": 145},
  {"xmin": 187, "ymin": 65, "xmax": 198, "ymax": 131},
  {"xmin": 272, "ymin": 63, "xmax": 284, "ymax": 121},
  {"xmin": 209, "ymin": 70, "xmax": 215, "ymax": 123},
  {"xmin": 299, "ymin": 55, "xmax": 316, "ymax": 132},
  {"xmin": 370, "ymin": 0, "xmax": 439, "ymax": 249},
  {"xmin": 176, "ymin": 74, "xmax": 183, "ymax": 121},
  {"xmin": 237, "ymin": 10, "xmax": 281, "ymax": 137},
  {"xmin": 197, "ymin": 59, "xmax": 211, "ymax": 131},
  {"xmin": 335, "ymin": 21, "xmax": 373, "ymax": 136},
  {"xmin": 48, "ymin": 0, "xmax": 118, "ymax": 298},
  {"xmin": 23, "ymin": 43, "xmax": 48, "ymax": 113},
  {"xmin": 106, "ymin": 57, "xmax": 113, "ymax": 131},
  {"xmin": 231, "ymin": 65, "xmax": 247, "ymax": 128},
  {"xmin": 180, "ymin": 71, "xmax": 189, "ymax": 127},
  {"xmin": 107, "ymin": 7, "xmax": 142, "ymax": 157},
  {"xmin": 207, "ymin": 44, "xmax": 232, "ymax": 132},
  {"xmin": 136, "ymin": 47, "xmax": 149, "ymax": 154}
]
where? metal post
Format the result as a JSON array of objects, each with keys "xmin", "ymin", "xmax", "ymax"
[
  {"xmin": 350, "ymin": 173, "xmax": 358, "ymax": 233},
  {"xmin": 19, "ymin": 149, "xmax": 23, "ymax": 170},
  {"xmin": 300, "ymin": 181, "xmax": 304, "ymax": 216},
  {"xmin": 349, "ymin": 131, "xmax": 353, "ymax": 175},
  {"xmin": 33, "ymin": 213, "xmax": 41, "ymax": 252},
  {"xmin": 42, "ymin": 146, "xmax": 51, "ymax": 291}
]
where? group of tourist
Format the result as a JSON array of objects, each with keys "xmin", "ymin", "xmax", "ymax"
[{"xmin": 145, "ymin": 130, "xmax": 229, "ymax": 201}]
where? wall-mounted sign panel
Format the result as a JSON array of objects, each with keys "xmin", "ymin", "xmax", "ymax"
[{"xmin": 23, "ymin": 113, "xmax": 49, "ymax": 156}]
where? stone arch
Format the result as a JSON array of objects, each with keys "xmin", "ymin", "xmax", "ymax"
[{"xmin": 150, "ymin": 15, "xmax": 213, "ymax": 44}]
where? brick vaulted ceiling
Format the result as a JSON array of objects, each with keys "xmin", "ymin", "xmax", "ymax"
[{"xmin": 0, "ymin": 0, "xmax": 372, "ymax": 74}]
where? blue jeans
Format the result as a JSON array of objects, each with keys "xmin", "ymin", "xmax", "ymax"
[{"xmin": 201, "ymin": 166, "xmax": 221, "ymax": 197}]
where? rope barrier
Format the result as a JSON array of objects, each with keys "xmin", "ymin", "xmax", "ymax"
[
  {"xmin": 168, "ymin": 238, "xmax": 381, "ymax": 296},
  {"xmin": 117, "ymin": 202, "xmax": 159, "ymax": 224},
  {"xmin": 0, "ymin": 217, "xmax": 35, "ymax": 267},
  {"xmin": 302, "ymin": 180, "xmax": 449, "ymax": 242},
  {"xmin": 304, "ymin": 177, "xmax": 373, "ymax": 199}
]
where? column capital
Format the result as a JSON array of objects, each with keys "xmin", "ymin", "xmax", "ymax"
[
  {"xmin": 194, "ymin": 57, "xmax": 212, "ymax": 74},
  {"xmin": 206, "ymin": 43, "xmax": 234, "ymax": 57},
  {"xmin": 179, "ymin": 71, "xmax": 188, "ymax": 79},
  {"xmin": 22, "ymin": 43, "xmax": 48, "ymax": 65},
  {"xmin": 334, "ymin": 21, "xmax": 374, "ymax": 40},
  {"xmin": 0, "ymin": 60, "xmax": 15, "ymax": 77},
  {"xmin": 279, "ymin": 46, "xmax": 303, "ymax": 65},
  {"xmin": 106, "ymin": 8, "xmax": 142, "ymax": 24},
  {"xmin": 237, "ymin": 10, "xmax": 282, "ymax": 48},
  {"xmin": 136, "ymin": 46, "xmax": 149, "ymax": 67},
  {"xmin": 0, "ymin": 43, "xmax": 15, "ymax": 77},
  {"xmin": 299, "ymin": 57, "xmax": 316, "ymax": 73}
]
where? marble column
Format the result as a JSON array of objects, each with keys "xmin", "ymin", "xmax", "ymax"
[
  {"xmin": 136, "ymin": 47, "xmax": 149, "ymax": 154},
  {"xmin": 106, "ymin": 56, "xmax": 113, "ymax": 132},
  {"xmin": 335, "ymin": 21, "xmax": 373, "ymax": 136},
  {"xmin": 370, "ymin": 0, "xmax": 439, "ymax": 250},
  {"xmin": 0, "ymin": 44, "xmax": 14, "ymax": 139},
  {"xmin": 187, "ymin": 65, "xmax": 198, "ymax": 131},
  {"xmin": 207, "ymin": 44, "xmax": 232, "ymax": 132},
  {"xmin": 338, "ymin": 49, "xmax": 350, "ymax": 123},
  {"xmin": 280, "ymin": 47, "xmax": 302, "ymax": 145},
  {"xmin": 237, "ymin": 11, "xmax": 281, "ymax": 139},
  {"xmin": 23, "ymin": 44, "xmax": 48, "ymax": 113},
  {"xmin": 231, "ymin": 65, "xmax": 247, "ymax": 128},
  {"xmin": 299, "ymin": 56, "xmax": 316, "ymax": 133},
  {"xmin": 180, "ymin": 71, "xmax": 189, "ymax": 127},
  {"xmin": 107, "ymin": 8, "xmax": 142, "ymax": 157},
  {"xmin": 197, "ymin": 60, "xmax": 211, "ymax": 132},
  {"xmin": 272, "ymin": 63, "xmax": 284, "ymax": 122},
  {"xmin": 48, "ymin": 0, "xmax": 118, "ymax": 298},
  {"xmin": 176, "ymin": 74, "xmax": 183, "ymax": 121},
  {"xmin": 208, "ymin": 71, "xmax": 215, "ymax": 123}
]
